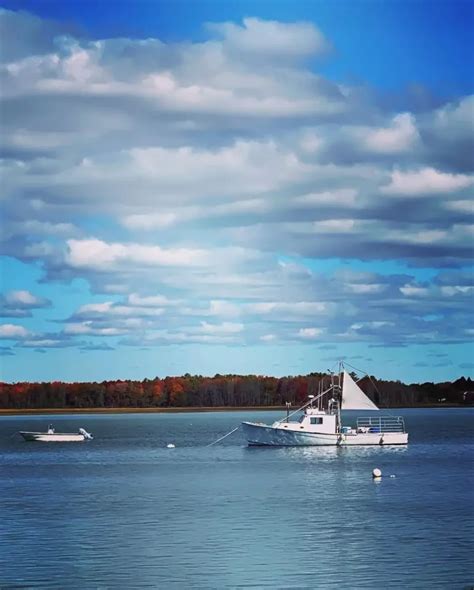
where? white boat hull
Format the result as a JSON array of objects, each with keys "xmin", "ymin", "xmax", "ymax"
[
  {"xmin": 242, "ymin": 422, "xmax": 408, "ymax": 446},
  {"xmin": 20, "ymin": 432, "xmax": 87, "ymax": 442}
]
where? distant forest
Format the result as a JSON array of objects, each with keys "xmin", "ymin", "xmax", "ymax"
[{"xmin": 1, "ymin": 373, "xmax": 473, "ymax": 409}]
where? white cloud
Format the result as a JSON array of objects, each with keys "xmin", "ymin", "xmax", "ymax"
[
  {"xmin": 345, "ymin": 283, "xmax": 386, "ymax": 294},
  {"xmin": 127, "ymin": 293, "xmax": 177, "ymax": 307},
  {"xmin": 294, "ymin": 188, "xmax": 357, "ymax": 206},
  {"xmin": 0, "ymin": 8, "xmax": 62, "ymax": 62},
  {"xmin": 75, "ymin": 301, "xmax": 164, "ymax": 318},
  {"xmin": 440, "ymin": 286, "xmax": 474, "ymax": 297},
  {"xmin": 444, "ymin": 200, "xmax": 473, "ymax": 213},
  {"xmin": 121, "ymin": 198, "xmax": 267, "ymax": 230},
  {"xmin": 350, "ymin": 321, "xmax": 393, "ymax": 330},
  {"xmin": 64, "ymin": 322, "xmax": 128, "ymax": 336},
  {"xmin": 65, "ymin": 238, "xmax": 210, "ymax": 270},
  {"xmin": 5, "ymin": 290, "xmax": 41, "ymax": 306},
  {"xmin": 297, "ymin": 327, "xmax": 324, "ymax": 339},
  {"xmin": 248, "ymin": 301, "xmax": 328, "ymax": 316},
  {"xmin": 400, "ymin": 284, "xmax": 430, "ymax": 297},
  {"xmin": 125, "ymin": 141, "xmax": 310, "ymax": 199},
  {"xmin": 382, "ymin": 167, "xmax": 473, "ymax": 195},
  {"xmin": 6, "ymin": 220, "xmax": 78, "ymax": 238},
  {"xmin": 19, "ymin": 338, "xmax": 74, "ymax": 348},
  {"xmin": 388, "ymin": 229, "xmax": 447, "ymax": 245},
  {"xmin": 363, "ymin": 113, "xmax": 419, "ymax": 153},
  {"xmin": 207, "ymin": 300, "xmax": 241, "ymax": 318},
  {"xmin": 0, "ymin": 324, "xmax": 31, "ymax": 338},
  {"xmin": 312, "ymin": 219, "xmax": 357, "ymax": 233},
  {"xmin": 431, "ymin": 95, "xmax": 474, "ymax": 137},
  {"xmin": 207, "ymin": 17, "xmax": 331, "ymax": 59},
  {"xmin": 260, "ymin": 334, "xmax": 277, "ymax": 342},
  {"xmin": 196, "ymin": 321, "xmax": 244, "ymax": 335},
  {"xmin": 122, "ymin": 212, "xmax": 179, "ymax": 230}
]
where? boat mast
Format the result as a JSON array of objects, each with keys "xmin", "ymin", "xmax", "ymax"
[{"xmin": 336, "ymin": 360, "xmax": 343, "ymax": 433}]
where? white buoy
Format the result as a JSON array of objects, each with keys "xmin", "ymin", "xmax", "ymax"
[
  {"xmin": 166, "ymin": 443, "xmax": 175, "ymax": 449},
  {"xmin": 390, "ymin": 474, "xmax": 396, "ymax": 478},
  {"xmin": 372, "ymin": 468, "xmax": 382, "ymax": 478}
]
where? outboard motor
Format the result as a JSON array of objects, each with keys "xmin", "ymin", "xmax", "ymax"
[{"xmin": 79, "ymin": 428, "xmax": 93, "ymax": 440}]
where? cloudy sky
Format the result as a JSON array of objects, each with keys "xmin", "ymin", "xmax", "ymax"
[{"xmin": 0, "ymin": 0, "xmax": 473, "ymax": 383}]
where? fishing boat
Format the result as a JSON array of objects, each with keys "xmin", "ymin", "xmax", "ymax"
[
  {"xmin": 242, "ymin": 364, "xmax": 408, "ymax": 446},
  {"xmin": 19, "ymin": 425, "xmax": 93, "ymax": 442}
]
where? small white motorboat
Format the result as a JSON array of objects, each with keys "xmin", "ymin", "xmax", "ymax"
[
  {"xmin": 20, "ymin": 425, "xmax": 93, "ymax": 442},
  {"xmin": 242, "ymin": 363, "xmax": 408, "ymax": 447}
]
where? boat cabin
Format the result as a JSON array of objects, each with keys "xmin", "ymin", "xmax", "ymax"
[{"xmin": 272, "ymin": 408, "xmax": 337, "ymax": 435}]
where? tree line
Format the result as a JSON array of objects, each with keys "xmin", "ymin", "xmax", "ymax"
[{"xmin": 0, "ymin": 373, "xmax": 472, "ymax": 409}]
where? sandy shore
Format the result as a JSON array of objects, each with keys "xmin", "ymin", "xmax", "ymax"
[{"xmin": 0, "ymin": 406, "xmax": 289, "ymax": 416}]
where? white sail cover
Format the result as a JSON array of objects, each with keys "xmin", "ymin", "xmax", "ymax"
[{"xmin": 342, "ymin": 371, "xmax": 379, "ymax": 410}]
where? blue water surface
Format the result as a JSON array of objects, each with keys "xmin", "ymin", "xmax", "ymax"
[{"xmin": 0, "ymin": 408, "xmax": 473, "ymax": 589}]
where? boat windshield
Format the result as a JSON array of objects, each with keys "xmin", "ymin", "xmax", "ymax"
[{"xmin": 298, "ymin": 414, "xmax": 306, "ymax": 423}]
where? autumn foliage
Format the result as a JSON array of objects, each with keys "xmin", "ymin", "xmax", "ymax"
[{"xmin": 0, "ymin": 373, "xmax": 472, "ymax": 409}]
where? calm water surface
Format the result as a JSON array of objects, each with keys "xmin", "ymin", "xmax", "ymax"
[{"xmin": 0, "ymin": 408, "xmax": 473, "ymax": 589}]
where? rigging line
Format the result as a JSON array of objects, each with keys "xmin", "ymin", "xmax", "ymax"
[
  {"xmin": 327, "ymin": 360, "xmax": 339, "ymax": 375},
  {"xmin": 365, "ymin": 374, "xmax": 398, "ymax": 415},
  {"xmin": 205, "ymin": 425, "xmax": 240, "ymax": 447},
  {"xmin": 341, "ymin": 360, "xmax": 367, "ymax": 376},
  {"xmin": 281, "ymin": 383, "xmax": 334, "ymax": 423},
  {"xmin": 343, "ymin": 360, "xmax": 394, "ymax": 414},
  {"xmin": 207, "ymin": 382, "xmax": 335, "ymax": 447}
]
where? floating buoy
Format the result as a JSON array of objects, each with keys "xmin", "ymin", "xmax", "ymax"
[
  {"xmin": 166, "ymin": 443, "xmax": 175, "ymax": 449},
  {"xmin": 372, "ymin": 468, "xmax": 382, "ymax": 478},
  {"xmin": 390, "ymin": 474, "xmax": 396, "ymax": 478}
]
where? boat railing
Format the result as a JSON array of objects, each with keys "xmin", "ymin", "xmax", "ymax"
[{"xmin": 356, "ymin": 416, "xmax": 406, "ymax": 433}]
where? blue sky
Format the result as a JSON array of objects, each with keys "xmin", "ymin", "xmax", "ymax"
[
  {"xmin": 0, "ymin": 0, "xmax": 473, "ymax": 383},
  {"xmin": 4, "ymin": 0, "xmax": 473, "ymax": 95}
]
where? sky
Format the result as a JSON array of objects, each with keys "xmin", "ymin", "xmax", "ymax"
[{"xmin": 0, "ymin": 0, "xmax": 473, "ymax": 383}]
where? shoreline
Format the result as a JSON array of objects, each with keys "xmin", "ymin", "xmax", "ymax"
[
  {"xmin": 0, "ymin": 404, "xmax": 468, "ymax": 416},
  {"xmin": 0, "ymin": 406, "xmax": 288, "ymax": 416}
]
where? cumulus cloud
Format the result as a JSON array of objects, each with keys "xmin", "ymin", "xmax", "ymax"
[
  {"xmin": 0, "ymin": 9, "xmax": 473, "ymax": 367},
  {"xmin": 0, "ymin": 8, "xmax": 66, "ymax": 63},
  {"xmin": 195, "ymin": 321, "xmax": 244, "ymax": 335},
  {"xmin": 18, "ymin": 337, "xmax": 78, "ymax": 349},
  {"xmin": 297, "ymin": 328, "xmax": 325, "ymax": 339},
  {"xmin": 0, "ymin": 290, "xmax": 51, "ymax": 317},
  {"xmin": 65, "ymin": 238, "xmax": 211, "ymax": 270},
  {"xmin": 0, "ymin": 323, "xmax": 32, "ymax": 338},
  {"xmin": 1, "ymin": 264, "xmax": 473, "ymax": 352},
  {"xmin": 80, "ymin": 342, "xmax": 115, "ymax": 351},
  {"xmin": 419, "ymin": 95, "xmax": 474, "ymax": 173},
  {"xmin": 207, "ymin": 17, "xmax": 332, "ymax": 60},
  {"xmin": 363, "ymin": 113, "xmax": 420, "ymax": 153},
  {"xmin": 260, "ymin": 334, "xmax": 277, "ymax": 342},
  {"xmin": 63, "ymin": 322, "xmax": 129, "ymax": 336},
  {"xmin": 382, "ymin": 167, "xmax": 473, "ymax": 195}
]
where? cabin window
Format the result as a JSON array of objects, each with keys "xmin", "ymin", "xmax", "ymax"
[{"xmin": 310, "ymin": 417, "xmax": 323, "ymax": 425}]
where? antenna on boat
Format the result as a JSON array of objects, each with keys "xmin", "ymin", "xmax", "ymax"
[
  {"xmin": 337, "ymin": 361, "xmax": 343, "ymax": 434},
  {"xmin": 326, "ymin": 368, "xmax": 335, "ymax": 414}
]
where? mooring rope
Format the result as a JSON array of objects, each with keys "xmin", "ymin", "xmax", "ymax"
[{"xmin": 205, "ymin": 425, "xmax": 241, "ymax": 447}]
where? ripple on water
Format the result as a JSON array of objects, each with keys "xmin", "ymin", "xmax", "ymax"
[{"xmin": 0, "ymin": 408, "xmax": 473, "ymax": 589}]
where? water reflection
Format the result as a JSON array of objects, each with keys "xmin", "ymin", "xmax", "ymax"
[{"xmin": 244, "ymin": 442, "xmax": 408, "ymax": 460}]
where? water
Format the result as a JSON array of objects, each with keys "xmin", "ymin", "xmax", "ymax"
[{"xmin": 0, "ymin": 408, "xmax": 473, "ymax": 589}]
